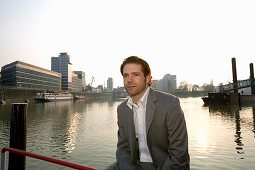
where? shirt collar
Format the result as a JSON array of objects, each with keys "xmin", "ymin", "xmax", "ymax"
[{"xmin": 127, "ymin": 87, "xmax": 150, "ymax": 109}]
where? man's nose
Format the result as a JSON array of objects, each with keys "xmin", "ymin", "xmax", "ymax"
[{"xmin": 127, "ymin": 75, "xmax": 133, "ymax": 82}]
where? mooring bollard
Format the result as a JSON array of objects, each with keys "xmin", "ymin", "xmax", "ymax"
[{"xmin": 8, "ymin": 103, "xmax": 28, "ymax": 170}]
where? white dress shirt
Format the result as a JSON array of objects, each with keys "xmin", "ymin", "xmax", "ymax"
[{"xmin": 127, "ymin": 87, "xmax": 153, "ymax": 162}]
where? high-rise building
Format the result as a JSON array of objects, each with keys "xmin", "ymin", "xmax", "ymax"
[
  {"xmin": 51, "ymin": 52, "xmax": 85, "ymax": 92},
  {"xmin": 107, "ymin": 77, "xmax": 113, "ymax": 91},
  {"xmin": 151, "ymin": 80, "xmax": 158, "ymax": 89},
  {"xmin": 1, "ymin": 61, "xmax": 61, "ymax": 90},
  {"xmin": 97, "ymin": 85, "xmax": 104, "ymax": 92},
  {"xmin": 162, "ymin": 74, "xmax": 176, "ymax": 93},
  {"xmin": 73, "ymin": 71, "xmax": 86, "ymax": 91},
  {"xmin": 51, "ymin": 57, "xmax": 59, "ymax": 72},
  {"xmin": 51, "ymin": 52, "xmax": 73, "ymax": 91},
  {"xmin": 71, "ymin": 72, "xmax": 83, "ymax": 92},
  {"xmin": 152, "ymin": 74, "xmax": 177, "ymax": 93},
  {"xmin": 156, "ymin": 79, "xmax": 163, "ymax": 91}
]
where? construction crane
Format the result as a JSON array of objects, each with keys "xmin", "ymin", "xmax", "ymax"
[
  {"xmin": 90, "ymin": 76, "xmax": 95, "ymax": 87},
  {"xmin": 85, "ymin": 76, "xmax": 95, "ymax": 93}
]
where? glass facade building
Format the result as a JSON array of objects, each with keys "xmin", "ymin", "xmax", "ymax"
[
  {"xmin": 1, "ymin": 61, "xmax": 61, "ymax": 90},
  {"xmin": 51, "ymin": 53, "xmax": 84, "ymax": 92},
  {"xmin": 107, "ymin": 77, "xmax": 113, "ymax": 91},
  {"xmin": 71, "ymin": 72, "xmax": 83, "ymax": 92},
  {"xmin": 51, "ymin": 52, "xmax": 72, "ymax": 91},
  {"xmin": 73, "ymin": 71, "xmax": 86, "ymax": 91}
]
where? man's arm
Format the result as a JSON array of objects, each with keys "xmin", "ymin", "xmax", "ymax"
[
  {"xmin": 116, "ymin": 105, "xmax": 137, "ymax": 170},
  {"xmin": 160, "ymin": 98, "xmax": 190, "ymax": 170}
]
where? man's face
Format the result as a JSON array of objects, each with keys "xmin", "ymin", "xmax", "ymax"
[{"xmin": 122, "ymin": 63, "xmax": 150, "ymax": 98}]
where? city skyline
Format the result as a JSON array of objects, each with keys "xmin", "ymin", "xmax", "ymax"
[
  {"xmin": 1, "ymin": 0, "xmax": 255, "ymax": 88},
  {"xmin": 0, "ymin": 57, "xmax": 178, "ymax": 89}
]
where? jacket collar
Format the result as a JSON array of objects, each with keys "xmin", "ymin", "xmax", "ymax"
[
  {"xmin": 146, "ymin": 88, "xmax": 158, "ymax": 134},
  {"xmin": 123, "ymin": 87, "xmax": 159, "ymax": 134}
]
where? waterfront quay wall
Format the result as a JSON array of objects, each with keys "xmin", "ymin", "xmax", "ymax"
[
  {"xmin": 0, "ymin": 87, "xmax": 44, "ymax": 104},
  {"xmin": 173, "ymin": 91, "xmax": 208, "ymax": 98},
  {"xmin": 0, "ymin": 87, "xmax": 111, "ymax": 104},
  {"xmin": 70, "ymin": 91, "xmax": 112, "ymax": 99},
  {"xmin": 240, "ymin": 95, "xmax": 255, "ymax": 105}
]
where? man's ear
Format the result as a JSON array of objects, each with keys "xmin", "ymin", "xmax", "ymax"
[{"xmin": 146, "ymin": 74, "xmax": 151, "ymax": 84}]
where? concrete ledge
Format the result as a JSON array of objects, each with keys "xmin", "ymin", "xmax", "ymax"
[
  {"xmin": 240, "ymin": 95, "xmax": 255, "ymax": 104},
  {"xmin": 229, "ymin": 93, "xmax": 239, "ymax": 105}
]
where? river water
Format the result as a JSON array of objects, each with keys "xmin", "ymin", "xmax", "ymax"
[{"xmin": 0, "ymin": 97, "xmax": 255, "ymax": 170}]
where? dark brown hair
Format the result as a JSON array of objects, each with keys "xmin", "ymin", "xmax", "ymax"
[{"xmin": 120, "ymin": 56, "xmax": 152, "ymax": 86}]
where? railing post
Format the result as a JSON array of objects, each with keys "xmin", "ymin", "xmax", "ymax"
[
  {"xmin": 1, "ymin": 152, "xmax": 5, "ymax": 170},
  {"xmin": 250, "ymin": 63, "xmax": 255, "ymax": 94},
  {"xmin": 232, "ymin": 57, "xmax": 238, "ymax": 93},
  {"xmin": 8, "ymin": 103, "xmax": 28, "ymax": 170}
]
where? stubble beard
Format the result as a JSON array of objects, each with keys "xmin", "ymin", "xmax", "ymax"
[{"xmin": 125, "ymin": 80, "xmax": 147, "ymax": 98}]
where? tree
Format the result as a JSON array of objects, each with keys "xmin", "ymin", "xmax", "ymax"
[
  {"xmin": 178, "ymin": 81, "xmax": 188, "ymax": 91},
  {"xmin": 202, "ymin": 83, "xmax": 214, "ymax": 92},
  {"xmin": 192, "ymin": 84, "xmax": 199, "ymax": 91},
  {"xmin": 188, "ymin": 84, "xmax": 193, "ymax": 91}
]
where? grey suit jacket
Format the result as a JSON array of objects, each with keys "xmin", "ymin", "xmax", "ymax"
[{"xmin": 116, "ymin": 88, "xmax": 190, "ymax": 170}]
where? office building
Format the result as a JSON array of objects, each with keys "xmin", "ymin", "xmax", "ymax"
[
  {"xmin": 152, "ymin": 74, "xmax": 177, "ymax": 93},
  {"xmin": 97, "ymin": 85, "xmax": 104, "ymax": 92},
  {"xmin": 162, "ymin": 74, "xmax": 177, "ymax": 93},
  {"xmin": 51, "ymin": 52, "xmax": 85, "ymax": 92},
  {"xmin": 71, "ymin": 72, "xmax": 83, "ymax": 92},
  {"xmin": 51, "ymin": 52, "xmax": 72, "ymax": 91},
  {"xmin": 73, "ymin": 71, "xmax": 86, "ymax": 91},
  {"xmin": 107, "ymin": 77, "xmax": 113, "ymax": 91},
  {"xmin": 1, "ymin": 61, "xmax": 61, "ymax": 90},
  {"xmin": 151, "ymin": 80, "xmax": 158, "ymax": 89},
  {"xmin": 156, "ymin": 79, "xmax": 163, "ymax": 91}
]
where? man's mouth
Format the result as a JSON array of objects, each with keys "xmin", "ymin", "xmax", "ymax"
[{"xmin": 128, "ymin": 85, "xmax": 136, "ymax": 89}]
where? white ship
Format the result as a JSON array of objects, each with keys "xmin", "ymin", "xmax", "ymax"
[
  {"xmin": 74, "ymin": 95, "xmax": 86, "ymax": 100},
  {"xmin": 35, "ymin": 92, "xmax": 73, "ymax": 102}
]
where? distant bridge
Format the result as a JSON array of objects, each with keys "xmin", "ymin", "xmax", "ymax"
[{"xmin": 214, "ymin": 79, "xmax": 254, "ymax": 93}]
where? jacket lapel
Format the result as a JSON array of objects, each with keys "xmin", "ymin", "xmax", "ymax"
[
  {"xmin": 123, "ymin": 101, "xmax": 138, "ymax": 162},
  {"xmin": 125, "ymin": 104, "xmax": 136, "ymax": 138},
  {"xmin": 122, "ymin": 100, "xmax": 136, "ymax": 136},
  {"xmin": 146, "ymin": 88, "xmax": 158, "ymax": 134}
]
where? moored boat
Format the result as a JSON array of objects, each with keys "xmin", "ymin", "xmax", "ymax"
[
  {"xmin": 74, "ymin": 95, "xmax": 85, "ymax": 100},
  {"xmin": 201, "ymin": 96, "xmax": 209, "ymax": 105},
  {"xmin": 35, "ymin": 92, "xmax": 73, "ymax": 102}
]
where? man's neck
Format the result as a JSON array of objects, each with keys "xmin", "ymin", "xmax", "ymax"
[{"xmin": 131, "ymin": 87, "xmax": 149, "ymax": 105}]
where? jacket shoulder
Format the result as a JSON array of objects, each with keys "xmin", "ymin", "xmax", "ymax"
[
  {"xmin": 118, "ymin": 99, "xmax": 128, "ymax": 107},
  {"xmin": 117, "ymin": 99, "xmax": 128, "ymax": 112},
  {"xmin": 151, "ymin": 88, "xmax": 179, "ymax": 102}
]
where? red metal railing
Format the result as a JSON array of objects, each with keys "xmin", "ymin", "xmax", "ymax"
[{"xmin": 1, "ymin": 147, "xmax": 100, "ymax": 170}]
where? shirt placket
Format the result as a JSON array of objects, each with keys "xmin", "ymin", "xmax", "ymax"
[
  {"xmin": 133, "ymin": 106, "xmax": 139, "ymax": 138},
  {"xmin": 137, "ymin": 107, "xmax": 144, "ymax": 143}
]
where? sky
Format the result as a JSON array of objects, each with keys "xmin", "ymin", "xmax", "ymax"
[{"xmin": 1, "ymin": 0, "xmax": 255, "ymax": 88}]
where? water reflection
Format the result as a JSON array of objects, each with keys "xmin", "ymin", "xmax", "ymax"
[
  {"xmin": 253, "ymin": 107, "xmax": 255, "ymax": 134},
  {"xmin": 1, "ymin": 98, "xmax": 255, "ymax": 170},
  {"xmin": 27, "ymin": 101, "xmax": 78, "ymax": 159},
  {"xmin": 0, "ymin": 104, "xmax": 11, "ymax": 149},
  {"xmin": 208, "ymin": 104, "xmax": 246, "ymax": 158},
  {"xmin": 196, "ymin": 127, "xmax": 208, "ymax": 153},
  {"xmin": 233, "ymin": 106, "xmax": 245, "ymax": 157}
]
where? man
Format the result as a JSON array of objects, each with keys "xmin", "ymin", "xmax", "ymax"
[{"xmin": 106, "ymin": 56, "xmax": 190, "ymax": 170}]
